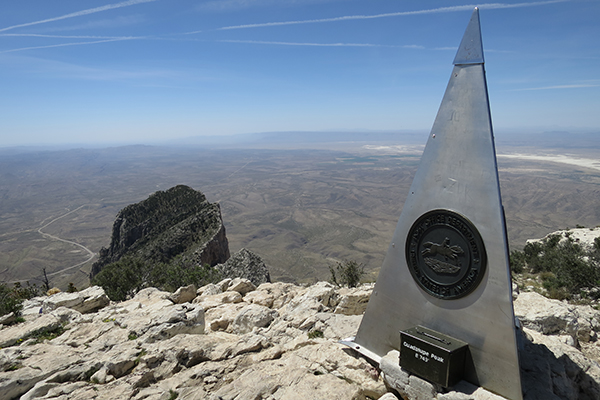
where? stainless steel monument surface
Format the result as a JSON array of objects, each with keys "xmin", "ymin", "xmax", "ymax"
[{"xmin": 345, "ymin": 8, "xmax": 522, "ymax": 400}]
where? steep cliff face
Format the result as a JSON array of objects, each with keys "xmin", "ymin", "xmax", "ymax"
[{"xmin": 90, "ymin": 185, "xmax": 230, "ymax": 278}]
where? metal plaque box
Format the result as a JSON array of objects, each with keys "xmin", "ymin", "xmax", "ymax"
[{"xmin": 400, "ymin": 325, "xmax": 468, "ymax": 387}]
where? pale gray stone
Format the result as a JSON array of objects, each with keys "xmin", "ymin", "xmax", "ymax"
[
  {"xmin": 380, "ymin": 350, "xmax": 410, "ymax": 397},
  {"xmin": 3, "ymin": 281, "xmax": 600, "ymax": 400},
  {"xmin": 228, "ymin": 277, "xmax": 256, "ymax": 296},
  {"xmin": 193, "ymin": 291, "xmax": 242, "ymax": 310},
  {"xmin": 514, "ymin": 291, "xmax": 600, "ymax": 345},
  {"xmin": 19, "ymin": 381, "xmax": 60, "ymax": 400},
  {"xmin": 229, "ymin": 303, "xmax": 278, "ymax": 334},
  {"xmin": 407, "ymin": 375, "xmax": 438, "ymax": 400},
  {"xmin": 0, "ymin": 308, "xmax": 77, "ymax": 348},
  {"xmin": 90, "ymin": 367, "xmax": 111, "ymax": 384},
  {"xmin": 0, "ymin": 312, "xmax": 16, "ymax": 326},
  {"xmin": 198, "ymin": 283, "xmax": 223, "ymax": 297},
  {"xmin": 333, "ymin": 286, "xmax": 372, "ymax": 315},
  {"xmin": 205, "ymin": 303, "xmax": 247, "ymax": 332},
  {"xmin": 42, "ymin": 286, "xmax": 109, "ymax": 314},
  {"xmin": 168, "ymin": 284, "xmax": 197, "ymax": 304}
]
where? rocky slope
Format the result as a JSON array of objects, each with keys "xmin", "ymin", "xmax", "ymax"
[
  {"xmin": 2, "ymin": 279, "xmax": 600, "ymax": 400},
  {"xmin": 90, "ymin": 185, "xmax": 230, "ymax": 279},
  {"xmin": 525, "ymin": 227, "xmax": 600, "ymax": 248}
]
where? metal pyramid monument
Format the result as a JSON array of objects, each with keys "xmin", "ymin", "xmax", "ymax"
[{"xmin": 347, "ymin": 8, "xmax": 522, "ymax": 400}]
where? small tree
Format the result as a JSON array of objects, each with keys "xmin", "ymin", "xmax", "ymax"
[
  {"xmin": 91, "ymin": 257, "xmax": 147, "ymax": 301},
  {"xmin": 329, "ymin": 260, "xmax": 365, "ymax": 288},
  {"xmin": 0, "ymin": 282, "xmax": 40, "ymax": 318},
  {"xmin": 510, "ymin": 233, "xmax": 600, "ymax": 300}
]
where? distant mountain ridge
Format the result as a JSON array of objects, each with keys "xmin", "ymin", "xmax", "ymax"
[{"xmin": 169, "ymin": 130, "xmax": 427, "ymax": 147}]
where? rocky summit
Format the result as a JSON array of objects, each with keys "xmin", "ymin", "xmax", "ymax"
[
  {"xmin": 90, "ymin": 185, "xmax": 230, "ymax": 279},
  {"xmin": 2, "ymin": 278, "xmax": 600, "ymax": 400}
]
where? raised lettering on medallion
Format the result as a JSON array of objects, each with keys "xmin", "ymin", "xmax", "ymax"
[{"xmin": 405, "ymin": 209, "xmax": 486, "ymax": 299}]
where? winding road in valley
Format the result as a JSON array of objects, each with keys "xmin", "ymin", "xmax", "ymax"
[
  {"xmin": 37, "ymin": 205, "xmax": 96, "ymax": 277},
  {"xmin": 6, "ymin": 205, "xmax": 96, "ymax": 284}
]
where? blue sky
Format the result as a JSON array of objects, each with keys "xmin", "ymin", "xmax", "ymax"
[{"xmin": 1, "ymin": 0, "xmax": 599, "ymax": 146}]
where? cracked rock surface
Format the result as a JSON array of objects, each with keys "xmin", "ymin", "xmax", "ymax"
[{"xmin": 2, "ymin": 280, "xmax": 600, "ymax": 400}]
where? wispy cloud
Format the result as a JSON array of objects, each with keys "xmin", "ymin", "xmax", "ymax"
[
  {"xmin": 0, "ymin": 33, "xmax": 142, "ymax": 39},
  {"xmin": 0, "ymin": 53, "xmax": 192, "ymax": 82},
  {"xmin": 514, "ymin": 83, "xmax": 600, "ymax": 91},
  {"xmin": 197, "ymin": 0, "xmax": 340, "ymax": 13},
  {"xmin": 38, "ymin": 15, "xmax": 147, "ymax": 33},
  {"xmin": 219, "ymin": 39, "xmax": 422, "ymax": 48},
  {"xmin": 211, "ymin": 1, "xmax": 568, "ymax": 31},
  {"xmin": 0, "ymin": 0, "xmax": 158, "ymax": 33},
  {"xmin": 0, "ymin": 38, "xmax": 142, "ymax": 54}
]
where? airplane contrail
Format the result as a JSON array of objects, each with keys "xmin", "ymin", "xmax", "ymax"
[
  {"xmin": 213, "ymin": 0, "xmax": 569, "ymax": 31},
  {"xmin": 0, "ymin": 38, "xmax": 139, "ymax": 54},
  {"xmin": 218, "ymin": 39, "xmax": 402, "ymax": 48},
  {"xmin": 0, "ymin": 33, "xmax": 142, "ymax": 39},
  {"xmin": 515, "ymin": 83, "xmax": 600, "ymax": 91},
  {"xmin": 0, "ymin": 0, "xmax": 158, "ymax": 33}
]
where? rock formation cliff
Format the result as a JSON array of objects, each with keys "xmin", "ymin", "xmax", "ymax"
[{"xmin": 90, "ymin": 185, "xmax": 230, "ymax": 279}]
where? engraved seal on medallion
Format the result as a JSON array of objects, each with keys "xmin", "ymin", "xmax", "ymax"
[{"xmin": 405, "ymin": 210, "xmax": 487, "ymax": 299}]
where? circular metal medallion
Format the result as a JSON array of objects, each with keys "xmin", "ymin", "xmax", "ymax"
[{"xmin": 405, "ymin": 209, "xmax": 486, "ymax": 300}]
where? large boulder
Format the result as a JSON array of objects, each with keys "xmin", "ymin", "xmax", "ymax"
[
  {"xmin": 41, "ymin": 286, "xmax": 110, "ymax": 314},
  {"xmin": 515, "ymin": 291, "xmax": 600, "ymax": 345},
  {"xmin": 215, "ymin": 248, "xmax": 271, "ymax": 286}
]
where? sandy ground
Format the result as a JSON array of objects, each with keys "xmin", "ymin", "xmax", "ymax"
[
  {"xmin": 360, "ymin": 146, "xmax": 600, "ymax": 172},
  {"xmin": 497, "ymin": 154, "xmax": 600, "ymax": 172}
]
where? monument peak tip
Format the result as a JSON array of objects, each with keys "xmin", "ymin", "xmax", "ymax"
[{"xmin": 453, "ymin": 8, "xmax": 484, "ymax": 65}]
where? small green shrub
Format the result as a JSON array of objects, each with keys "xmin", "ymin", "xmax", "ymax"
[
  {"xmin": 6, "ymin": 363, "xmax": 23, "ymax": 371},
  {"xmin": 91, "ymin": 256, "xmax": 221, "ymax": 301},
  {"xmin": 27, "ymin": 324, "xmax": 66, "ymax": 344},
  {"xmin": 308, "ymin": 330, "xmax": 324, "ymax": 339},
  {"xmin": 509, "ymin": 250, "xmax": 526, "ymax": 274},
  {"xmin": 0, "ymin": 282, "xmax": 40, "ymax": 318},
  {"xmin": 329, "ymin": 260, "xmax": 365, "ymax": 288},
  {"xmin": 168, "ymin": 389, "xmax": 179, "ymax": 400},
  {"xmin": 511, "ymin": 232, "xmax": 600, "ymax": 300}
]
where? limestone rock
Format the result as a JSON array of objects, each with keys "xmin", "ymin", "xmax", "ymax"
[
  {"xmin": 167, "ymin": 284, "xmax": 197, "ymax": 304},
  {"xmin": 215, "ymin": 248, "xmax": 271, "ymax": 286},
  {"xmin": 227, "ymin": 277, "xmax": 256, "ymax": 296},
  {"xmin": 334, "ymin": 284, "xmax": 373, "ymax": 315},
  {"xmin": 281, "ymin": 281, "xmax": 337, "ymax": 328},
  {"xmin": 41, "ymin": 286, "xmax": 110, "ymax": 314},
  {"xmin": 3, "ymin": 280, "xmax": 600, "ymax": 400},
  {"xmin": 0, "ymin": 312, "xmax": 16, "ymax": 326},
  {"xmin": 515, "ymin": 291, "xmax": 600, "ymax": 345},
  {"xmin": 520, "ymin": 327, "xmax": 600, "ymax": 400},
  {"xmin": 193, "ymin": 291, "xmax": 242, "ymax": 310},
  {"xmin": 0, "ymin": 307, "xmax": 81, "ymax": 348},
  {"xmin": 229, "ymin": 303, "xmax": 278, "ymax": 334},
  {"xmin": 197, "ymin": 282, "xmax": 223, "ymax": 297},
  {"xmin": 205, "ymin": 303, "xmax": 247, "ymax": 332},
  {"xmin": 245, "ymin": 281, "xmax": 300, "ymax": 309}
]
